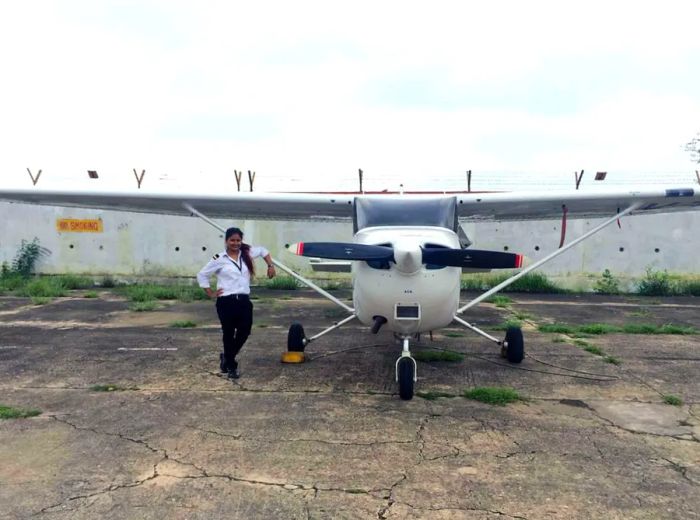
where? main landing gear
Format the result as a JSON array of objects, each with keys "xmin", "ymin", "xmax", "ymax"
[
  {"xmin": 452, "ymin": 316, "xmax": 525, "ymax": 364},
  {"xmin": 282, "ymin": 322, "xmax": 307, "ymax": 363}
]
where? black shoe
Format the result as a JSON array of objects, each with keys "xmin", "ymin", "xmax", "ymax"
[
  {"xmin": 219, "ymin": 353, "xmax": 227, "ymax": 373},
  {"xmin": 228, "ymin": 367, "xmax": 240, "ymax": 380}
]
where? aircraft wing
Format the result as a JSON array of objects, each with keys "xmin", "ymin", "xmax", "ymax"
[{"xmin": 0, "ymin": 186, "xmax": 698, "ymax": 221}]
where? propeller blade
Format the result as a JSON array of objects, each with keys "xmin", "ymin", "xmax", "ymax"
[
  {"xmin": 287, "ymin": 242, "xmax": 394, "ymax": 261},
  {"xmin": 422, "ymin": 248, "xmax": 524, "ymax": 269}
]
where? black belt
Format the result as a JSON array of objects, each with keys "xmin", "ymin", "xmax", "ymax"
[{"xmin": 219, "ymin": 293, "xmax": 249, "ymax": 300}]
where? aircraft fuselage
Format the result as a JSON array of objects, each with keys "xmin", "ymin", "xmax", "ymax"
[{"xmin": 352, "ymin": 226, "xmax": 461, "ymax": 336}]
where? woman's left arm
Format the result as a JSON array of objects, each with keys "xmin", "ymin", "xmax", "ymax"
[{"xmin": 263, "ymin": 253, "xmax": 276, "ymax": 279}]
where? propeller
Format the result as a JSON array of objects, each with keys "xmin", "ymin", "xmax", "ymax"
[
  {"xmin": 422, "ymin": 247, "xmax": 523, "ymax": 269},
  {"xmin": 286, "ymin": 242, "xmax": 394, "ymax": 261},
  {"xmin": 287, "ymin": 242, "xmax": 523, "ymax": 269}
]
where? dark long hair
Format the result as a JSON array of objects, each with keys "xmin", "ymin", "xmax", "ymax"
[{"xmin": 226, "ymin": 227, "xmax": 255, "ymax": 277}]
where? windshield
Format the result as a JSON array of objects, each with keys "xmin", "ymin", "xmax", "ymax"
[{"xmin": 354, "ymin": 197, "xmax": 457, "ymax": 232}]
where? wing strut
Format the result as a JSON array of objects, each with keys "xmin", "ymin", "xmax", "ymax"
[
  {"xmin": 457, "ymin": 202, "xmax": 642, "ymax": 315},
  {"xmin": 183, "ymin": 203, "xmax": 354, "ymax": 313}
]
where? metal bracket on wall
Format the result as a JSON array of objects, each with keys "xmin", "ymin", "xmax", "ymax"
[
  {"xmin": 234, "ymin": 170, "xmax": 243, "ymax": 191},
  {"xmin": 696, "ymin": 170, "xmax": 699, "ymax": 185},
  {"xmin": 26, "ymin": 168, "xmax": 42, "ymax": 186},
  {"xmin": 467, "ymin": 170, "xmax": 472, "ymax": 192},
  {"xmin": 133, "ymin": 169, "xmax": 146, "ymax": 189},
  {"xmin": 247, "ymin": 170, "xmax": 256, "ymax": 192},
  {"xmin": 574, "ymin": 169, "xmax": 584, "ymax": 190}
]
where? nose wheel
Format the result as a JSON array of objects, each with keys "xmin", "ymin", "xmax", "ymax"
[{"xmin": 395, "ymin": 338, "xmax": 417, "ymax": 400}]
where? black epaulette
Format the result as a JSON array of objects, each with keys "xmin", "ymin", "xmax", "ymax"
[{"xmin": 212, "ymin": 253, "xmax": 220, "ymax": 260}]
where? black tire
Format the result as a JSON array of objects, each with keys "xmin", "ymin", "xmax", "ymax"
[
  {"xmin": 287, "ymin": 322, "xmax": 306, "ymax": 352},
  {"xmin": 398, "ymin": 358, "xmax": 415, "ymax": 400},
  {"xmin": 504, "ymin": 327, "xmax": 524, "ymax": 363}
]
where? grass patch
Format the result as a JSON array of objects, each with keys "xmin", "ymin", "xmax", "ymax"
[
  {"xmin": 583, "ymin": 345, "xmax": 605, "ymax": 356},
  {"xmin": 463, "ymin": 387, "xmax": 522, "ymax": 406},
  {"xmin": 538, "ymin": 323, "xmax": 575, "ymax": 334},
  {"xmin": 466, "ymin": 272, "xmax": 563, "ymax": 293},
  {"xmin": 486, "ymin": 295, "xmax": 513, "ymax": 307},
  {"xmin": 539, "ymin": 322, "xmax": 698, "ymax": 336},
  {"xmin": 256, "ymin": 323, "xmax": 269, "ymax": 328},
  {"xmin": 117, "ymin": 284, "xmax": 208, "ymax": 303},
  {"xmin": 662, "ymin": 394, "xmax": 683, "ymax": 406},
  {"xmin": 578, "ymin": 323, "xmax": 619, "ymax": 335},
  {"xmin": 262, "ymin": 276, "xmax": 299, "ymax": 290},
  {"xmin": 129, "ymin": 301, "xmax": 158, "ymax": 312},
  {"xmin": 83, "ymin": 291, "xmax": 99, "ymax": 298},
  {"xmin": 54, "ymin": 274, "xmax": 94, "ymax": 290},
  {"xmin": 170, "ymin": 320, "xmax": 197, "ymax": 328},
  {"xmin": 491, "ymin": 318, "xmax": 523, "ymax": 331},
  {"xmin": 19, "ymin": 277, "xmax": 67, "ymax": 298},
  {"xmin": 90, "ymin": 384, "xmax": 132, "ymax": 392},
  {"xmin": 603, "ymin": 356, "xmax": 621, "ymax": 365},
  {"xmin": 0, "ymin": 404, "xmax": 42, "ymax": 419},
  {"xmin": 552, "ymin": 337, "xmax": 568, "ymax": 343},
  {"xmin": 416, "ymin": 391, "xmax": 457, "ymax": 401},
  {"xmin": 413, "ymin": 350, "xmax": 465, "ymax": 363},
  {"xmin": 31, "ymin": 296, "xmax": 52, "ymax": 305},
  {"xmin": 513, "ymin": 311, "xmax": 533, "ymax": 321},
  {"xmin": 444, "ymin": 332, "xmax": 465, "ymax": 338}
]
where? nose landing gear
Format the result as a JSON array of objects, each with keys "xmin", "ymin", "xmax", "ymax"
[{"xmin": 395, "ymin": 338, "xmax": 417, "ymax": 400}]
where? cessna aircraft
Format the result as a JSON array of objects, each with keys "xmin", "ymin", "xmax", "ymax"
[{"xmin": 1, "ymin": 184, "xmax": 699, "ymax": 399}]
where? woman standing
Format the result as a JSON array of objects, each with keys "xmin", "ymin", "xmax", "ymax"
[{"xmin": 197, "ymin": 227, "xmax": 276, "ymax": 379}]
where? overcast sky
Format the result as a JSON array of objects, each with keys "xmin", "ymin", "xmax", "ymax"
[{"xmin": 1, "ymin": 0, "xmax": 699, "ymax": 192}]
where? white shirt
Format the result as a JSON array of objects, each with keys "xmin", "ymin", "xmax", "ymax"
[{"xmin": 197, "ymin": 246, "xmax": 269, "ymax": 296}]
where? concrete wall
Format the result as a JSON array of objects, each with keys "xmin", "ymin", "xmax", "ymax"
[{"xmin": 1, "ymin": 201, "xmax": 698, "ymax": 284}]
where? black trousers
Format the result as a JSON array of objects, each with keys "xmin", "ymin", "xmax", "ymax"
[{"xmin": 216, "ymin": 295, "xmax": 253, "ymax": 371}]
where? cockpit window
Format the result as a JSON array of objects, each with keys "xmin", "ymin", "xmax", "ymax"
[{"xmin": 354, "ymin": 197, "xmax": 457, "ymax": 233}]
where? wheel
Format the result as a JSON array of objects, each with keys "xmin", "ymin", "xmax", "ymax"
[
  {"xmin": 398, "ymin": 357, "xmax": 415, "ymax": 400},
  {"xmin": 287, "ymin": 322, "xmax": 306, "ymax": 352},
  {"xmin": 504, "ymin": 327, "xmax": 524, "ymax": 363}
]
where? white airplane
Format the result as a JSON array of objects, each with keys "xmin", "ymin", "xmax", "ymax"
[{"xmin": 1, "ymin": 185, "xmax": 699, "ymax": 399}]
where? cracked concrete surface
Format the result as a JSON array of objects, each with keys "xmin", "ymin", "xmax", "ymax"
[{"xmin": 1, "ymin": 290, "xmax": 699, "ymax": 519}]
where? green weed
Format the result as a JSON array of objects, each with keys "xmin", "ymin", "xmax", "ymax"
[
  {"xmin": 416, "ymin": 391, "xmax": 457, "ymax": 401},
  {"xmin": 117, "ymin": 284, "xmax": 208, "ymax": 302},
  {"xmin": 463, "ymin": 387, "xmax": 523, "ymax": 406},
  {"xmin": 444, "ymin": 332, "xmax": 465, "ymax": 338},
  {"xmin": 538, "ymin": 324, "xmax": 575, "ymax": 334},
  {"xmin": 662, "ymin": 394, "xmax": 683, "ymax": 406},
  {"xmin": 20, "ymin": 277, "xmax": 67, "ymax": 298},
  {"xmin": 262, "ymin": 276, "xmax": 299, "ymax": 290},
  {"xmin": 129, "ymin": 301, "xmax": 158, "ymax": 312},
  {"xmin": 414, "ymin": 350, "xmax": 464, "ymax": 362},
  {"xmin": 0, "ymin": 404, "xmax": 41, "ymax": 419},
  {"xmin": 593, "ymin": 269, "xmax": 621, "ymax": 295},
  {"xmin": 462, "ymin": 272, "xmax": 562, "ymax": 294},
  {"xmin": 487, "ymin": 295, "xmax": 513, "ymax": 307},
  {"xmin": 83, "ymin": 291, "xmax": 99, "ymax": 298},
  {"xmin": 170, "ymin": 320, "xmax": 197, "ymax": 328},
  {"xmin": 31, "ymin": 297, "xmax": 51, "ymax": 305},
  {"xmin": 603, "ymin": 356, "xmax": 621, "ymax": 365},
  {"xmin": 637, "ymin": 268, "xmax": 673, "ymax": 296},
  {"xmin": 583, "ymin": 345, "xmax": 605, "ymax": 356}
]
